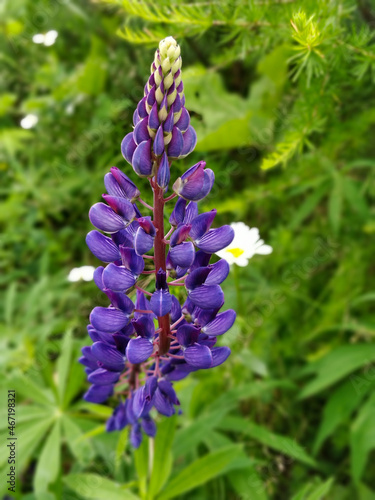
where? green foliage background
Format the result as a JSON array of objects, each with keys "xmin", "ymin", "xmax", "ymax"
[{"xmin": 1, "ymin": 0, "xmax": 375, "ymax": 498}]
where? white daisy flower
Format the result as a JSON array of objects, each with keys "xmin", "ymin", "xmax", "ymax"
[
  {"xmin": 216, "ymin": 222, "xmax": 272, "ymax": 267},
  {"xmin": 68, "ymin": 266, "xmax": 95, "ymax": 282},
  {"xmin": 20, "ymin": 114, "xmax": 38, "ymax": 129},
  {"xmin": 32, "ymin": 30, "xmax": 58, "ymax": 46}
]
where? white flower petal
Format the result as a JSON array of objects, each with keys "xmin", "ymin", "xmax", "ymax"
[
  {"xmin": 44, "ymin": 30, "xmax": 58, "ymax": 46},
  {"xmin": 255, "ymin": 244, "xmax": 273, "ymax": 255},
  {"xmin": 32, "ymin": 34, "xmax": 45, "ymax": 44},
  {"xmin": 20, "ymin": 114, "xmax": 38, "ymax": 129}
]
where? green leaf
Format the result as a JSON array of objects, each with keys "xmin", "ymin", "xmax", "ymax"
[
  {"xmin": 313, "ymin": 378, "xmax": 374, "ymax": 454},
  {"xmin": 62, "ymin": 416, "xmax": 95, "ymax": 464},
  {"xmin": 219, "ymin": 417, "xmax": 318, "ymax": 468},
  {"xmin": 57, "ymin": 330, "xmax": 73, "ymax": 407},
  {"xmin": 134, "ymin": 434, "xmax": 149, "ymax": 499},
  {"xmin": 34, "ymin": 420, "xmax": 61, "ymax": 494},
  {"xmin": 228, "ymin": 468, "xmax": 268, "ymax": 500},
  {"xmin": 291, "ymin": 477, "xmax": 334, "ymax": 500},
  {"xmin": 8, "ymin": 373, "xmax": 56, "ymax": 407},
  {"xmin": 342, "ymin": 178, "xmax": 369, "ymax": 220},
  {"xmin": 299, "ymin": 344, "xmax": 375, "ymax": 399},
  {"xmin": 350, "ymin": 392, "xmax": 375, "ymax": 482},
  {"xmin": 289, "ymin": 183, "xmax": 330, "ymax": 230},
  {"xmin": 157, "ymin": 445, "xmax": 243, "ymax": 500},
  {"xmin": 64, "ymin": 474, "xmax": 140, "ymax": 500},
  {"xmin": 148, "ymin": 416, "xmax": 176, "ymax": 498},
  {"xmin": 328, "ymin": 174, "xmax": 343, "ymax": 234}
]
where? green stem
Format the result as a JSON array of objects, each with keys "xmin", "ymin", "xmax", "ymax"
[{"xmin": 233, "ymin": 263, "xmax": 243, "ymax": 316}]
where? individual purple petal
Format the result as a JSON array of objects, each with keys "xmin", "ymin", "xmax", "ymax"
[
  {"xmin": 102, "ymin": 195, "xmax": 136, "ymax": 222},
  {"xmin": 137, "ymin": 96, "xmax": 148, "ymax": 118},
  {"xmin": 134, "ymin": 116, "xmax": 150, "ymax": 145},
  {"xmin": 150, "ymin": 289, "xmax": 172, "ymax": 317},
  {"xmin": 89, "ymin": 203, "xmax": 126, "ymax": 233},
  {"xmin": 202, "ymin": 310, "xmax": 236, "ymax": 336},
  {"xmin": 148, "ymin": 102, "xmax": 159, "ymax": 130},
  {"xmin": 180, "ymin": 125, "xmax": 197, "ymax": 158},
  {"xmin": 182, "ymin": 296, "xmax": 195, "ymax": 316},
  {"xmin": 126, "ymin": 337, "xmax": 154, "ymax": 364},
  {"xmin": 183, "ymin": 168, "xmax": 214, "ymax": 202},
  {"xmin": 90, "ymin": 306, "xmax": 129, "ymax": 333},
  {"xmin": 146, "ymin": 85, "xmax": 156, "ymax": 107},
  {"xmin": 93, "ymin": 266, "xmax": 105, "ymax": 291},
  {"xmin": 184, "ymin": 202, "xmax": 199, "ymax": 224},
  {"xmin": 206, "ymin": 259, "xmax": 230, "ymax": 285},
  {"xmin": 104, "ymin": 172, "xmax": 128, "ymax": 199},
  {"xmin": 189, "ymin": 210, "xmax": 217, "ymax": 240},
  {"xmin": 92, "ymin": 341, "xmax": 125, "ymax": 371},
  {"xmin": 158, "ymin": 379, "xmax": 180, "ymax": 405},
  {"xmin": 173, "ymin": 92, "xmax": 182, "ymax": 113},
  {"xmin": 164, "ymin": 107, "xmax": 174, "ymax": 133},
  {"xmin": 86, "ymin": 231, "xmax": 121, "ymax": 263},
  {"xmin": 102, "ymin": 263, "xmax": 136, "ymax": 292},
  {"xmin": 130, "ymin": 422, "xmax": 143, "ymax": 448},
  {"xmin": 133, "ymin": 376, "xmax": 157, "ymax": 418},
  {"xmin": 119, "ymin": 246, "xmax": 145, "ymax": 276},
  {"xmin": 132, "ymin": 139, "xmax": 153, "ymax": 177},
  {"xmin": 141, "ymin": 416, "xmax": 156, "ymax": 437},
  {"xmin": 170, "ymin": 224, "xmax": 191, "ymax": 246},
  {"xmin": 169, "ymin": 241, "xmax": 195, "ymax": 268},
  {"xmin": 184, "ymin": 343, "xmax": 212, "ymax": 368},
  {"xmin": 192, "ymin": 306, "xmax": 218, "ymax": 327},
  {"xmin": 133, "ymin": 109, "xmax": 140, "ymax": 126},
  {"xmin": 157, "ymin": 152, "xmax": 170, "ymax": 189},
  {"xmin": 169, "ymin": 197, "xmax": 186, "ymax": 226},
  {"xmin": 83, "ymin": 384, "xmax": 114, "ymax": 403},
  {"xmin": 88, "ymin": 368, "xmax": 121, "ymax": 385},
  {"xmin": 190, "ymin": 249, "xmax": 212, "ymax": 272},
  {"xmin": 137, "ymin": 216, "xmax": 156, "ymax": 236},
  {"xmin": 121, "ymin": 132, "xmax": 137, "ymax": 165},
  {"xmin": 164, "ymin": 363, "xmax": 196, "ymax": 381},
  {"xmin": 112, "ymin": 332, "xmax": 130, "ymax": 353},
  {"xmin": 211, "ymin": 346, "xmax": 231, "ymax": 367},
  {"xmin": 132, "ymin": 315, "xmax": 155, "ymax": 338},
  {"xmin": 168, "ymin": 127, "xmax": 184, "ymax": 158},
  {"xmin": 176, "ymin": 324, "xmax": 201, "ymax": 347},
  {"xmin": 196, "ymin": 226, "xmax": 234, "ymax": 253},
  {"xmin": 173, "ymin": 162, "xmax": 205, "ymax": 200},
  {"xmin": 154, "ymin": 388, "xmax": 175, "ymax": 416},
  {"xmin": 134, "ymin": 227, "xmax": 154, "ymax": 255},
  {"xmin": 153, "ymin": 125, "xmax": 165, "ymax": 156},
  {"xmin": 189, "ymin": 285, "xmax": 224, "ymax": 310},
  {"xmin": 110, "ymin": 167, "xmax": 140, "ymax": 202},
  {"xmin": 175, "ymin": 107, "xmax": 190, "ymax": 133},
  {"xmin": 104, "ymin": 290, "xmax": 134, "ymax": 314},
  {"xmin": 134, "ymin": 289, "xmax": 152, "ymax": 318},
  {"xmin": 87, "ymin": 325, "xmax": 116, "ymax": 345},
  {"xmin": 185, "ymin": 267, "xmax": 211, "ymax": 290},
  {"xmin": 170, "ymin": 294, "xmax": 182, "ymax": 323}
]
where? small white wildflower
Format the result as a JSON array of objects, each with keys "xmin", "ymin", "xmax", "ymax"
[
  {"xmin": 216, "ymin": 222, "xmax": 272, "ymax": 267},
  {"xmin": 20, "ymin": 114, "xmax": 38, "ymax": 129},
  {"xmin": 68, "ymin": 266, "xmax": 95, "ymax": 282},
  {"xmin": 32, "ymin": 30, "xmax": 58, "ymax": 46}
]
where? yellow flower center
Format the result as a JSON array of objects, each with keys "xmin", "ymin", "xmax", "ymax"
[{"xmin": 226, "ymin": 247, "xmax": 244, "ymax": 258}]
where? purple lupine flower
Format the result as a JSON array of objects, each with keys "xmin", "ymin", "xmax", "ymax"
[{"xmin": 80, "ymin": 36, "xmax": 236, "ymax": 448}]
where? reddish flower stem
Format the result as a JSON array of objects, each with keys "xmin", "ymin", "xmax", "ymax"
[{"xmin": 153, "ymin": 173, "xmax": 171, "ymax": 355}]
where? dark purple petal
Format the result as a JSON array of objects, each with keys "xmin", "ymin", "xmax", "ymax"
[
  {"xmin": 196, "ymin": 225, "xmax": 234, "ymax": 253},
  {"xmin": 134, "ymin": 116, "xmax": 150, "ymax": 145},
  {"xmin": 164, "ymin": 107, "xmax": 174, "ymax": 133},
  {"xmin": 148, "ymin": 102, "xmax": 159, "ymax": 130},
  {"xmin": 169, "ymin": 241, "xmax": 195, "ymax": 268},
  {"xmin": 153, "ymin": 125, "xmax": 165, "ymax": 156},
  {"xmin": 202, "ymin": 310, "xmax": 236, "ymax": 336},
  {"xmin": 89, "ymin": 203, "xmax": 125, "ymax": 233},
  {"xmin": 157, "ymin": 152, "xmax": 170, "ymax": 189},
  {"xmin": 130, "ymin": 422, "xmax": 143, "ymax": 448},
  {"xmin": 102, "ymin": 195, "xmax": 136, "ymax": 222},
  {"xmin": 88, "ymin": 368, "xmax": 121, "ymax": 385},
  {"xmin": 141, "ymin": 416, "xmax": 156, "ymax": 437},
  {"xmin": 121, "ymin": 132, "xmax": 137, "ymax": 165},
  {"xmin": 90, "ymin": 307, "xmax": 129, "ymax": 333},
  {"xmin": 185, "ymin": 267, "xmax": 211, "ymax": 291},
  {"xmin": 155, "ymin": 268, "xmax": 167, "ymax": 289},
  {"xmin": 104, "ymin": 290, "xmax": 134, "ymax": 314},
  {"xmin": 173, "ymin": 162, "xmax": 205, "ymax": 200},
  {"xmin": 154, "ymin": 388, "xmax": 175, "ymax": 416},
  {"xmin": 190, "ymin": 250, "xmax": 212, "ymax": 272},
  {"xmin": 79, "ymin": 352, "xmax": 97, "ymax": 370},
  {"xmin": 211, "ymin": 346, "xmax": 231, "ymax": 367},
  {"xmin": 137, "ymin": 96, "xmax": 148, "ymax": 118},
  {"xmin": 189, "ymin": 285, "xmax": 224, "ymax": 310},
  {"xmin": 126, "ymin": 337, "xmax": 154, "ymax": 364},
  {"xmin": 173, "ymin": 92, "xmax": 182, "ymax": 113},
  {"xmin": 164, "ymin": 363, "xmax": 196, "ymax": 381},
  {"xmin": 133, "ymin": 109, "xmax": 140, "ymax": 126},
  {"xmin": 134, "ymin": 227, "xmax": 154, "ymax": 255},
  {"xmin": 120, "ymin": 246, "xmax": 145, "ymax": 276},
  {"xmin": 150, "ymin": 289, "xmax": 172, "ymax": 317},
  {"xmin": 84, "ymin": 384, "xmax": 114, "ymax": 403},
  {"xmin": 206, "ymin": 259, "xmax": 230, "ymax": 285},
  {"xmin": 184, "ymin": 343, "xmax": 212, "ymax": 368},
  {"xmin": 87, "ymin": 325, "xmax": 116, "ymax": 345},
  {"xmin": 92, "ymin": 341, "xmax": 125, "ymax": 371},
  {"xmin": 86, "ymin": 231, "xmax": 121, "ymax": 263},
  {"xmin": 110, "ymin": 167, "xmax": 140, "ymax": 201},
  {"xmin": 171, "ymin": 295, "xmax": 182, "ymax": 323},
  {"xmin": 132, "ymin": 314, "xmax": 155, "ymax": 338},
  {"xmin": 146, "ymin": 85, "xmax": 156, "ymax": 107},
  {"xmin": 168, "ymin": 127, "xmax": 184, "ymax": 158},
  {"xmin": 189, "ymin": 210, "xmax": 217, "ymax": 240},
  {"xmin": 112, "ymin": 332, "xmax": 130, "ymax": 353},
  {"xmin": 158, "ymin": 379, "xmax": 180, "ymax": 405},
  {"xmin": 180, "ymin": 125, "xmax": 197, "ymax": 158},
  {"xmin": 104, "ymin": 172, "xmax": 128, "ymax": 199},
  {"xmin": 93, "ymin": 266, "xmax": 105, "ymax": 291},
  {"xmin": 186, "ymin": 168, "xmax": 214, "ymax": 202},
  {"xmin": 170, "ymin": 224, "xmax": 191, "ymax": 246},
  {"xmin": 102, "ymin": 263, "xmax": 136, "ymax": 292},
  {"xmin": 176, "ymin": 324, "xmax": 201, "ymax": 347},
  {"xmin": 132, "ymin": 139, "xmax": 153, "ymax": 177},
  {"xmin": 184, "ymin": 202, "xmax": 199, "ymax": 224},
  {"xmin": 175, "ymin": 107, "xmax": 190, "ymax": 133},
  {"xmin": 192, "ymin": 307, "xmax": 218, "ymax": 327},
  {"xmin": 169, "ymin": 197, "xmax": 186, "ymax": 226},
  {"xmin": 137, "ymin": 217, "xmax": 156, "ymax": 236},
  {"xmin": 133, "ymin": 376, "xmax": 157, "ymax": 418}
]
